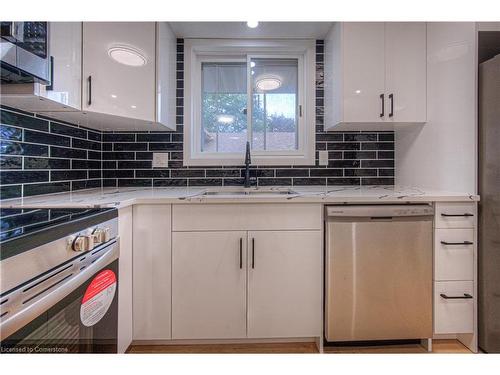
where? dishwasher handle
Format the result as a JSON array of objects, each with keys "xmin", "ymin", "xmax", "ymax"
[{"xmin": 326, "ymin": 205, "xmax": 434, "ymax": 218}]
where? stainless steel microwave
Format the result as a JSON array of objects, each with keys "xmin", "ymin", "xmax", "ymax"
[{"xmin": 0, "ymin": 22, "xmax": 51, "ymax": 84}]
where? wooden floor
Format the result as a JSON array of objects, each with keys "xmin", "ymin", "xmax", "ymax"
[{"xmin": 127, "ymin": 339, "xmax": 471, "ymax": 354}]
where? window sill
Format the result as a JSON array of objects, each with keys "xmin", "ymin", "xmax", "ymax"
[{"xmin": 183, "ymin": 153, "xmax": 316, "ymax": 167}]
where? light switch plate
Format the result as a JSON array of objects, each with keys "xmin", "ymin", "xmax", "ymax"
[
  {"xmin": 152, "ymin": 153, "xmax": 169, "ymax": 168},
  {"xmin": 319, "ymin": 151, "xmax": 329, "ymax": 166}
]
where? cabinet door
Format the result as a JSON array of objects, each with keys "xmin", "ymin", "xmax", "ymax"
[
  {"xmin": 385, "ymin": 22, "xmax": 427, "ymax": 123},
  {"xmin": 82, "ymin": 22, "xmax": 155, "ymax": 121},
  {"xmin": 41, "ymin": 22, "xmax": 82, "ymax": 110},
  {"xmin": 342, "ymin": 22, "xmax": 386, "ymax": 123},
  {"xmin": 247, "ymin": 231, "xmax": 322, "ymax": 338},
  {"xmin": 172, "ymin": 231, "xmax": 247, "ymax": 339},
  {"xmin": 117, "ymin": 206, "xmax": 133, "ymax": 353},
  {"xmin": 133, "ymin": 205, "xmax": 172, "ymax": 340}
]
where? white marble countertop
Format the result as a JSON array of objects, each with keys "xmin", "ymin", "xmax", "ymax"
[{"xmin": 0, "ymin": 186, "xmax": 479, "ymax": 209}]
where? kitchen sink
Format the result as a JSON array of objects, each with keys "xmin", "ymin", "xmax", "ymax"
[{"xmin": 202, "ymin": 189, "xmax": 297, "ymax": 196}]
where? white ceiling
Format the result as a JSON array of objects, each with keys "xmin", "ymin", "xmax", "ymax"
[{"xmin": 168, "ymin": 22, "xmax": 333, "ymax": 39}]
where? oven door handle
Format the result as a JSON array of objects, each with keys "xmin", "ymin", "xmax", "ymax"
[{"xmin": 0, "ymin": 241, "xmax": 119, "ymax": 340}]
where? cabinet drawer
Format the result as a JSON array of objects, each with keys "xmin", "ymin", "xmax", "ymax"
[
  {"xmin": 434, "ymin": 281, "xmax": 474, "ymax": 334},
  {"xmin": 172, "ymin": 204, "xmax": 322, "ymax": 231},
  {"xmin": 435, "ymin": 203, "xmax": 476, "ymax": 229},
  {"xmin": 434, "ymin": 229, "xmax": 474, "ymax": 281}
]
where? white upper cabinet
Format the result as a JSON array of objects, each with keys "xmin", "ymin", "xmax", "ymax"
[
  {"xmin": 79, "ymin": 22, "xmax": 176, "ymax": 131},
  {"xmin": 37, "ymin": 22, "xmax": 176, "ymax": 131},
  {"xmin": 0, "ymin": 22, "xmax": 82, "ymax": 112},
  {"xmin": 82, "ymin": 22, "xmax": 156, "ymax": 121},
  {"xmin": 325, "ymin": 22, "xmax": 426, "ymax": 130},
  {"xmin": 384, "ymin": 22, "xmax": 427, "ymax": 123}
]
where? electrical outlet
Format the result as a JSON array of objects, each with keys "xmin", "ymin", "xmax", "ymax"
[
  {"xmin": 319, "ymin": 151, "xmax": 329, "ymax": 166},
  {"xmin": 152, "ymin": 153, "xmax": 169, "ymax": 168}
]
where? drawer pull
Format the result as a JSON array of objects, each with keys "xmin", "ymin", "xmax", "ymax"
[
  {"xmin": 440, "ymin": 241, "xmax": 473, "ymax": 246},
  {"xmin": 441, "ymin": 213, "xmax": 474, "ymax": 217},
  {"xmin": 440, "ymin": 293, "xmax": 473, "ymax": 300}
]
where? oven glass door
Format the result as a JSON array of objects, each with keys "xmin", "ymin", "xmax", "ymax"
[{"xmin": 1, "ymin": 253, "xmax": 118, "ymax": 354}]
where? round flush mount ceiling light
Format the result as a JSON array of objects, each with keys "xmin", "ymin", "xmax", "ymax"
[
  {"xmin": 247, "ymin": 21, "xmax": 259, "ymax": 28},
  {"xmin": 108, "ymin": 46, "xmax": 147, "ymax": 67},
  {"xmin": 217, "ymin": 114, "xmax": 235, "ymax": 124},
  {"xmin": 256, "ymin": 75, "xmax": 282, "ymax": 91}
]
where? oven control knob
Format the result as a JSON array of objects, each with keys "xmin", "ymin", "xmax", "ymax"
[
  {"xmin": 92, "ymin": 228, "xmax": 110, "ymax": 244},
  {"xmin": 71, "ymin": 235, "xmax": 95, "ymax": 252}
]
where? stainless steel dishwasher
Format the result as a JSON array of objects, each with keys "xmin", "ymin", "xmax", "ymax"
[{"xmin": 325, "ymin": 204, "xmax": 434, "ymax": 342}]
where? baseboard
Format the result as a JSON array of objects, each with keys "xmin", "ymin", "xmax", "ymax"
[{"xmin": 131, "ymin": 337, "xmax": 319, "ymax": 346}]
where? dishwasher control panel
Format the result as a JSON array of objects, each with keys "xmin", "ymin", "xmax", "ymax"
[{"xmin": 326, "ymin": 204, "xmax": 434, "ymax": 218}]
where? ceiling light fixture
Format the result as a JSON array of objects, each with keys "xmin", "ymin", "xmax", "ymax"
[
  {"xmin": 247, "ymin": 21, "xmax": 259, "ymax": 28},
  {"xmin": 108, "ymin": 46, "xmax": 147, "ymax": 67},
  {"xmin": 256, "ymin": 75, "xmax": 282, "ymax": 91},
  {"xmin": 217, "ymin": 114, "xmax": 235, "ymax": 124}
]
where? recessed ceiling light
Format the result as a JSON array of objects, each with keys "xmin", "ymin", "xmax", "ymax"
[
  {"xmin": 108, "ymin": 46, "xmax": 147, "ymax": 67},
  {"xmin": 247, "ymin": 21, "xmax": 259, "ymax": 28},
  {"xmin": 131, "ymin": 105, "xmax": 137, "ymax": 109},
  {"xmin": 217, "ymin": 114, "xmax": 235, "ymax": 124},
  {"xmin": 111, "ymin": 94, "xmax": 117, "ymax": 98},
  {"xmin": 256, "ymin": 75, "xmax": 282, "ymax": 91}
]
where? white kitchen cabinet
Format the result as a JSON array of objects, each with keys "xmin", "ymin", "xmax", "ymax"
[
  {"xmin": 170, "ymin": 203, "xmax": 323, "ymax": 341},
  {"xmin": 44, "ymin": 22, "xmax": 176, "ymax": 131},
  {"xmin": 385, "ymin": 22, "xmax": 427, "ymax": 123},
  {"xmin": 0, "ymin": 22, "xmax": 82, "ymax": 112},
  {"xmin": 82, "ymin": 22, "xmax": 155, "ymax": 121},
  {"xmin": 247, "ymin": 231, "xmax": 322, "ymax": 338},
  {"xmin": 434, "ymin": 228, "xmax": 474, "ymax": 281},
  {"xmin": 434, "ymin": 281, "xmax": 474, "ymax": 334},
  {"xmin": 133, "ymin": 205, "xmax": 172, "ymax": 340},
  {"xmin": 325, "ymin": 22, "xmax": 426, "ymax": 130},
  {"xmin": 172, "ymin": 231, "xmax": 247, "ymax": 339},
  {"xmin": 117, "ymin": 206, "xmax": 133, "ymax": 353}
]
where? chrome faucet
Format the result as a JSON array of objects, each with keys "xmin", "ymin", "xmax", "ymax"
[{"xmin": 244, "ymin": 141, "xmax": 252, "ymax": 188}]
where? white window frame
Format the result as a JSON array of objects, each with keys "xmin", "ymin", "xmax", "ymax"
[{"xmin": 184, "ymin": 39, "xmax": 316, "ymax": 166}]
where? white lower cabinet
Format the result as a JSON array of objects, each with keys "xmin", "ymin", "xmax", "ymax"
[
  {"xmin": 434, "ymin": 229, "xmax": 474, "ymax": 281},
  {"xmin": 132, "ymin": 205, "xmax": 172, "ymax": 340},
  {"xmin": 170, "ymin": 203, "xmax": 323, "ymax": 340},
  {"xmin": 172, "ymin": 231, "xmax": 247, "ymax": 339},
  {"xmin": 117, "ymin": 207, "xmax": 133, "ymax": 353},
  {"xmin": 434, "ymin": 281, "xmax": 474, "ymax": 334},
  {"xmin": 247, "ymin": 231, "xmax": 322, "ymax": 338}
]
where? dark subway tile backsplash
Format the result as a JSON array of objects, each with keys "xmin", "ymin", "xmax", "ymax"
[{"xmin": 0, "ymin": 39, "xmax": 394, "ymax": 200}]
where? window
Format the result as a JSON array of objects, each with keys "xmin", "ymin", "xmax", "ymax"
[{"xmin": 184, "ymin": 39, "xmax": 315, "ymax": 166}]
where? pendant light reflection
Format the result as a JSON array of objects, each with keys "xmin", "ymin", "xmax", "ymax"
[
  {"xmin": 217, "ymin": 114, "xmax": 235, "ymax": 124},
  {"xmin": 255, "ymin": 75, "xmax": 282, "ymax": 91}
]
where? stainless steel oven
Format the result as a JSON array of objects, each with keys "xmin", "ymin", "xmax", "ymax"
[
  {"xmin": 0, "ymin": 208, "xmax": 119, "ymax": 354},
  {"xmin": 0, "ymin": 21, "xmax": 50, "ymax": 84}
]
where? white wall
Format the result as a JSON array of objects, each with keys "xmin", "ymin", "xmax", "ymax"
[{"xmin": 396, "ymin": 22, "xmax": 477, "ymax": 194}]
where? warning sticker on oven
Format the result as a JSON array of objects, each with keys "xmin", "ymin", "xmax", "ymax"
[{"xmin": 80, "ymin": 269, "xmax": 117, "ymax": 327}]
